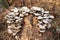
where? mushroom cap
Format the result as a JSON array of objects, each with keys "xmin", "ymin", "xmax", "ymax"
[
  {"xmin": 12, "ymin": 33, "xmax": 17, "ymax": 36},
  {"xmin": 7, "ymin": 20, "xmax": 13, "ymax": 23},
  {"xmin": 15, "ymin": 26, "xmax": 21, "ymax": 29},
  {"xmin": 24, "ymin": 13, "xmax": 29, "ymax": 16},
  {"xmin": 37, "ymin": 16, "xmax": 43, "ymax": 19},
  {"xmin": 44, "ymin": 11, "xmax": 49, "ymax": 13},
  {"xmin": 15, "ymin": 16, "xmax": 20, "ymax": 19},
  {"xmin": 14, "ymin": 12, "xmax": 19, "ymax": 15},
  {"xmin": 49, "ymin": 15, "xmax": 54, "ymax": 19},
  {"xmin": 31, "ymin": 6, "xmax": 41, "ymax": 11},
  {"xmin": 11, "ymin": 7, "xmax": 19, "ymax": 12},
  {"xmin": 39, "ymin": 30, "xmax": 45, "ymax": 32},
  {"xmin": 43, "ymin": 16, "xmax": 49, "ymax": 19},
  {"xmin": 8, "ymin": 25, "xmax": 12, "ymax": 28},
  {"xmin": 44, "ymin": 14, "xmax": 49, "ymax": 17},
  {"xmin": 38, "ymin": 24, "xmax": 46, "ymax": 29},
  {"xmin": 47, "ymin": 23, "xmax": 51, "ymax": 29},
  {"xmin": 41, "ymin": 8, "xmax": 44, "ymax": 13},
  {"xmin": 38, "ymin": 21, "xmax": 42, "ymax": 24},
  {"xmin": 8, "ymin": 29, "xmax": 13, "ymax": 34},
  {"xmin": 43, "ymin": 19, "xmax": 48, "ymax": 23},
  {"xmin": 9, "ymin": 12, "xmax": 14, "ymax": 15},
  {"xmin": 21, "ymin": 6, "xmax": 30, "ymax": 12},
  {"xmin": 34, "ymin": 13, "xmax": 41, "ymax": 16},
  {"xmin": 5, "ymin": 15, "xmax": 9, "ymax": 19},
  {"xmin": 19, "ymin": 14, "xmax": 24, "ymax": 17},
  {"xmin": 22, "ymin": 12, "xmax": 26, "ymax": 14}
]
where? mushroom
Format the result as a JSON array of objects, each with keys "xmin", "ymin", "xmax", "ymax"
[
  {"xmin": 39, "ymin": 29, "xmax": 45, "ymax": 32},
  {"xmin": 7, "ymin": 20, "xmax": 12, "ymax": 23},
  {"xmin": 44, "ymin": 14, "xmax": 49, "ymax": 17},
  {"xmin": 41, "ymin": 8, "xmax": 44, "ymax": 13},
  {"xmin": 47, "ymin": 23, "xmax": 51, "ymax": 29},
  {"xmin": 31, "ymin": 6, "xmax": 41, "ymax": 11},
  {"xmin": 37, "ymin": 16, "xmax": 43, "ymax": 19},
  {"xmin": 38, "ymin": 21, "xmax": 42, "ymax": 24},
  {"xmin": 49, "ymin": 15, "xmax": 54, "ymax": 19},
  {"xmin": 5, "ymin": 15, "xmax": 9, "ymax": 19},
  {"xmin": 12, "ymin": 32, "xmax": 17, "ymax": 36},
  {"xmin": 24, "ymin": 13, "xmax": 29, "ymax": 16},
  {"xmin": 15, "ymin": 16, "xmax": 20, "ymax": 19},
  {"xmin": 22, "ymin": 12, "xmax": 26, "ymax": 14},
  {"xmin": 43, "ymin": 16, "xmax": 49, "ymax": 19},
  {"xmin": 9, "ymin": 12, "xmax": 14, "ymax": 15},
  {"xmin": 8, "ymin": 28, "xmax": 13, "ymax": 34},
  {"xmin": 12, "ymin": 30, "xmax": 20, "ymax": 36},
  {"xmin": 42, "ymin": 19, "xmax": 48, "ymax": 24},
  {"xmin": 30, "ymin": 11, "xmax": 34, "ymax": 14},
  {"xmin": 44, "ymin": 11, "xmax": 49, "ymax": 13},
  {"xmin": 34, "ymin": 13, "xmax": 41, "ymax": 16},
  {"xmin": 16, "ymin": 26, "xmax": 21, "ymax": 29},
  {"xmin": 15, "ymin": 36, "xmax": 19, "ymax": 40},
  {"xmin": 13, "ymin": 7, "xmax": 19, "ymax": 12},
  {"xmin": 21, "ymin": 6, "xmax": 30, "ymax": 12},
  {"xmin": 7, "ymin": 25, "xmax": 12, "ymax": 28},
  {"xmin": 19, "ymin": 14, "xmax": 24, "ymax": 17},
  {"xmin": 38, "ymin": 24, "xmax": 46, "ymax": 29},
  {"xmin": 14, "ymin": 12, "xmax": 19, "ymax": 16},
  {"xmin": 15, "ymin": 18, "xmax": 23, "ymax": 23}
]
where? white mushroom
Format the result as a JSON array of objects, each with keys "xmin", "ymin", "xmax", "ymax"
[
  {"xmin": 47, "ymin": 23, "xmax": 51, "ymax": 29},
  {"xmin": 13, "ymin": 7, "xmax": 19, "ymax": 12},
  {"xmin": 38, "ymin": 21, "xmax": 42, "ymax": 24},
  {"xmin": 15, "ymin": 36, "xmax": 19, "ymax": 40},
  {"xmin": 21, "ymin": 6, "xmax": 30, "ymax": 12},
  {"xmin": 43, "ymin": 16, "xmax": 49, "ymax": 19},
  {"xmin": 41, "ymin": 8, "xmax": 44, "ymax": 13},
  {"xmin": 15, "ymin": 20, "xmax": 19, "ymax": 23},
  {"xmin": 12, "ymin": 32, "xmax": 17, "ymax": 36},
  {"xmin": 49, "ymin": 15, "xmax": 54, "ymax": 19},
  {"xmin": 30, "ymin": 11, "xmax": 34, "ymax": 14},
  {"xmin": 44, "ymin": 14, "xmax": 49, "ymax": 17},
  {"xmin": 44, "ymin": 11, "xmax": 49, "ymax": 13},
  {"xmin": 20, "ymin": 14, "xmax": 24, "ymax": 17},
  {"xmin": 15, "ymin": 18, "xmax": 23, "ymax": 23},
  {"xmin": 22, "ymin": 12, "xmax": 26, "ymax": 14},
  {"xmin": 31, "ymin": 6, "xmax": 41, "ymax": 11},
  {"xmin": 9, "ymin": 12, "xmax": 15, "ymax": 16},
  {"xmin": 16, "ymin": 26, "xmax": 21, "ymax": 29},
  {"xmin": 7, "ymin": 25, "xmax": 12, "ymax": 28},
  {"xmin": 13, "ymin": 30, "xmax": 20, "ymax": 36},
  {"xmin": 34, "ymin": 13, "xmax": 41, "ymax": 16},
  {"xmin": 5, "ymin": 15, "xmax": 9, "ymax": 19},
  {"xmin": 8, "ymin": 19, "xmax": 14, "ymax": 21},
  {"xmin": 24, "ymin": 13, "xmax": 29, "ymax": 16},
  {"xmin": 8, "ymin": 29, "xmax": 13, "ymax": 34},
  {"xmin": 20, "ymin": 18, "xmax": 23, "ymax": 20},
  {"xmin": 43, "ymin": 19, "xmax": 48, "ymax": 23},
  {"xmin": 15, "ymin": 16, "xmax": 20, "ymax": 19},
  {"xmin": 7, "ymin": 20, "xmax": 12, "ymax": 23},
  {"xmin": 39, "ymin": 30, "xmax": 45, "ymax": 32},
  {"xmin": 38, "ymin": 24, "xmax": 46, "ymax": 29},
  {"xmin": 14, "ymin": 12, "xmax": 19, "ymax": 15},
  {"xmin": 37, "ymin": 16, "xmax": 43, "ymax": 19}
]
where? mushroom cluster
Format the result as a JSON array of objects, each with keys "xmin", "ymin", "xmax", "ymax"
[
  {"xmin": 5, "ymin": 7, "xmax": 31, "ymax": 39},
  {"xmin": 5, "ymin": 7, "xmax": 23, "ymax": 36},
  {"xmin": 31, "ymin": 6, "xmax": 54, "ymax": 32},
  {"xmin": 5, "ymin": 6, "xmax": 54, "ymax": 39}
]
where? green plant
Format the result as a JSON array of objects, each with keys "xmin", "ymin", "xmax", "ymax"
[{"xmin": 0, "ymin": 0, "xmax": 10, "ymax": 8}]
